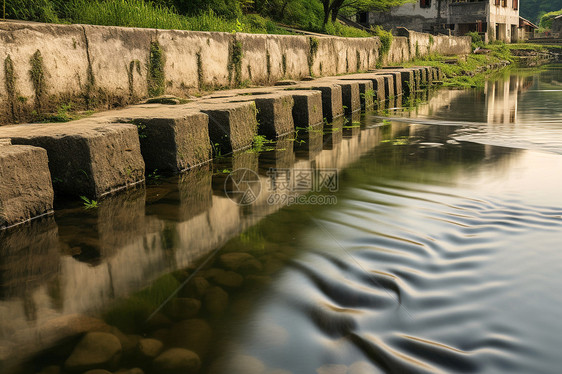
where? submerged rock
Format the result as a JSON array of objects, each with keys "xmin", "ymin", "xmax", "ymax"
[
  {"xmin": 137, "ymin": 338, "xmax": 163, "ymax": 359},
  {"xmin": 166, "ymin": 319, "xmax": 213, "ymax": 357},
  {"xmin": 64, "ymin": 332, "xmax": 122, "ymax": 372},
  {"xmin": 219, "ymin": 252, "xmax": 263, "ymax": 273},
  {"xmin": 203, "ymin": 286, "xmax": 229, "ymax": 315},
  {"xmin": 114, "ymin": 368, "xmax": 144, "ymax": 374},
  {"xmin": 152, "ymin": 348, "xmax": 201, "ymax": 374},
  {"xmin": 180, "ymin": 276, "xmax": 210, "ymax": 298},
  {"xmin": 316, "ymin": 364, "xmax": 347, "ymax": 374},
  {"xmin": 82, "ymin": 370, "xmax": 112, "ymax": 374},
  {"xmin": 205, "ymin": 268, "xmax": 244, "ymax": 288},
  {"xmin": 209, "ymin": 355, "xmax": 266, "ymax": 374},
  {"xmin": 167, "ymin": 298, "xmax": 201, "ymax": 320}
]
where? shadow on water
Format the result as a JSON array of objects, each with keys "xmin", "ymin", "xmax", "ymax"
[{"xmin": 1, "ymin": 65, "xmax": 562, "ymax": 374}]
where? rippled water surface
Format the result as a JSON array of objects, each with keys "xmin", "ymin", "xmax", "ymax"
[{"xmin": 1, "ymin": 66, "xmax": 562, "ymax": 374}]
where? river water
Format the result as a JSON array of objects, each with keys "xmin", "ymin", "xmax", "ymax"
[{"xmin": 1, "ymin": 65, "xmax": 561, "ymax": 374}]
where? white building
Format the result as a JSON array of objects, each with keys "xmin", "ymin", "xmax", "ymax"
[{"xmin": 358, "ymin": 0, "xmax": 521, "ymax": 42}]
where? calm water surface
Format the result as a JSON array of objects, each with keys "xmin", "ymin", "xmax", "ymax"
[{"xmin": 1, "ymin": 66, "xmax": 561, "ymax": 374}]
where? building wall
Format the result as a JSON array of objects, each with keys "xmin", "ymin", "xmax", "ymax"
[
  {"xmin": 367, "ymin": 0, "xmax": 519, "ymax": 42},
  {"xmin": 487, "ymin": 0, "xmax": 520, "ymax": 42}
]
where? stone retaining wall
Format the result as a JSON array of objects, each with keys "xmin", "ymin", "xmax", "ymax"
[{"xmin": 0, "ymin": 21, "xmax": 470, "ymax": 125}]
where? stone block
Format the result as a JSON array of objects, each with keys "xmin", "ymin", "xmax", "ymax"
[
  {"xmin": 199, "ymin": 100, "xmax": 258, "ymax": 154},
  {"xmin": 122, "ymin": 110, "xmax": 211, "ymax": 173},
  {"xmin": 398, "ymin": 69, "xmax": 415, "ymax": 95},
  {"xmin": 0, "ymin": 121, "xmax": 145, "ymax": 199},
  {"xmin": 0, "ymin": 145, "xmax": 54, "ymax": 229},
  {"xmin": 287, "ymin": 90, "xmax": 323, "ymax": 127},
  {"xmin": 335, "ymin": 81, "xmax": 361, "ymax": 115},
  {"xmin": 227, "ymin": 93, "xmax": 295, "ymax": 139},
  {"xmin": 297, "ymin": 82, "xmax": 344, "ymax": 122}
]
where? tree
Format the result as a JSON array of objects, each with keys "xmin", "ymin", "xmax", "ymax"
[{"xmin": 320, "ymin": 0, "xmax": 412, "ymax": 25}]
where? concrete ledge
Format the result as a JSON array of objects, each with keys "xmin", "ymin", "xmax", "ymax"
[
  {"xmin": 226, "ymin": 93, "xmax": 295, "ymax": 139},
  {"xmin": 377, "ymin": 71, "xmax": 403, "ymax": 97},
  {"xmin": 332, "ymin": 80, "xmax": 361, "ymax": 115},
  {"xmin": 295, "ymin": 82, "xmax": 344, "ymax": 122},
  {"xmin": 114, "ymin": 106, "xmax": 212, "ymax": 173},
  {"xmin": 0, "ymin": 121, "xmax": 145, "ymax": 198},
  {"xmin": 0, "ymin": 145, "xmax": 54, "ymax": 229},
  {"xmin": 287, "ymin": 90, "xmax": 323, "ymax": 127},
  {"xmin": 339, "ymin": 74, "xmax": 386, "ymax": 104},
  {"xmin": 397, "ymin": 69, "xmax": 415, "ymax": 95},
  {"xmin": 199, "ymin": 100, "xmax": 258, "ymax": 154}
]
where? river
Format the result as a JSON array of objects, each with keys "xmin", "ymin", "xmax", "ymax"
[{"xmin": 1, "ymin": 65, "xmax": 561, "ymax": 374}]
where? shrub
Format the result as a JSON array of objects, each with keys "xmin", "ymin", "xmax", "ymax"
[
  {"xmin": 466, "ymin": 31, "xmax": 484, "ymax": 50},
  {"xmin": 371, "ymin": 25, "xmax": 393, "ymax": 56},
  {"xmin": 539, "ymin": 9, "xmax": 562, "ymax": 29}
]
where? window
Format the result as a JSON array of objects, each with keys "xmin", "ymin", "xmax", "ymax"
[
  {"xmin": 420, "ymin": 0, "xmax": 431, "ymax": 8},
  {"xmin": 501, "ymin": 0, "xmax": 507, "ymax": 7},
  {"xmin": 512, "ymin": 0, "xmax": 518, "ymax": 9},
  {"xmin": 494, "ymin": 0, "xmax": 500, "ymax": 5}
]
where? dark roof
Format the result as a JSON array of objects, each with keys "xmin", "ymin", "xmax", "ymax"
[{"xmin": 519, "ymin": 16, "xmax": 538, "ymax": 29}]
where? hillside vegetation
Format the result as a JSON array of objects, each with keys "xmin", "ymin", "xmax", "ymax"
[
  {"xmin": 3, "ymin": 0, "xmax": 386, "ymax": 37},
  {"xmin": 520, "ymin": 0, "xmax": 562, "ymax": 24}
]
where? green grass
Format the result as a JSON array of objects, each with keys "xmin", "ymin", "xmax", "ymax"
[
  {"xmin": 398, "ymin": 43, "xmax": 558, "ymax": 89},
  {"xmin": 5, "ymin": 0, "xmax": 374, "ymax": 37}
]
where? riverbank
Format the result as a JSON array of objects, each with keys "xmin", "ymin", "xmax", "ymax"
[{"xmin": 396, "ymin": 42, "xmax": 562, "ymax": 88}]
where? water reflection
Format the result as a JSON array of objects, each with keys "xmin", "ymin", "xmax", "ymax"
[{"xmin": 1, "ymin": 66, "xmax": 561, "ymax": 374}]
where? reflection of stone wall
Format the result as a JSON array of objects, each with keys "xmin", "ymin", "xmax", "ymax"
[
  {"xmin": 57, "ymin": 188, "xmax": 147, "ymax": 262},
  {"xmin": 0, "ymin": 217, "xmax": 60, "ymax": 299}
]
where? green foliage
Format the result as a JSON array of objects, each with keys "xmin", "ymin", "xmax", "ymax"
[
  {"xmin": 539, "ymin": 9, "xmax": 562, "ymax": 29},
  {"xmin": 308, "ymin": 37, "xmax": 319, "ymax": 75},
  {"xmin": 395, "ymin": 43, "xmax": 536, "ymax": 89},
  {"xmin": 324, "ymin": 21, "xmax": 371, "ymax": 37},
  {"xmin": 466, "ymin": 31, "xmax": 484, "ymax": 50},
  {"xmin": 248, "ymin": 134, "xmax": 275, "ymax": 153},
  {"xmin": 80, "ymin": 195, "xmax": 99, "ymax": 209},
  {"xmin": 29, "ymin": 50, "xmax": 46, "ymax": 109},
  {"xmin": 372, "ymin": 25, "xmax": 392, "ymax": 56},
  {"xmin": 148, "ymin": 41, "xmax": 165, "ymax": 97},
  {"xmin": 4, "ymin": 56, "xmax": 16, "ymax": 102},
  {"xmin": 521, "ymin": 0, "xmax": 562, "ymax": 24},
  {"xmin": 228, "ymin": 40, "xmax": 243, "ymax": 86},
  {"xmin": 4, "ymin": 0, "xmax": 61, "ymax": 23}
]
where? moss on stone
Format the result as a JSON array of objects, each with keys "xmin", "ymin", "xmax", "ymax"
[
  {"xmin": 29, "ymin": 50, "xmax": 46, "ymax": 110},
  {"xmin": 148, "ymin": 41, "xmax": 165, "ymax": 97},
  {"xmin": 308, "ymin": 37, "xmax": 319, "ymax": 76},
  {"xmin": 228, "ymin": 39, "xmax": 243, "ymax": 87},
  {"xmin": 196, "ymin": 51, "xmax": 204, "ymax": 90},
  {"xmin": 266, "ymin": 50, "xmax": 271, "ymax": 79}
]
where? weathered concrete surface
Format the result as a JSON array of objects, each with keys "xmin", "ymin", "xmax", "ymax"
[
  {"xmin": 353, "ymin": 79, "xmax": 375, "ymax": 110},
  {"xmin": 376, "ymin": 71, "xmax": 403, "ymax": 97},
  {"xmin": 225, "ymin": 93, "xmax": 295, "ymax": 139},
  {"xmin": 288, "ymin": 90, "xmax": 324, "ymax": 127},
  {"xmin": 0, "ymin": 145, "xmax": 54, "ymax": 229},
  {"xmin": 331, "ymin": 80, "xmax": 361, "ymax": 115},
  {"xmin": 376, "ymin": 74, "xmax": 395, "ymax": 99},
  {"xmin": 0, "ymin": 21, "xmax": 471, "ymax": 125},
  {"xmin": 199, "ymin": 100, "xmax": 258, "ymax": 154},
  {"xmin": 0, "ymin": 121, "xmax": 145, "ymax": 198},
  {"xmin": 338, "ymin": 74, "xmax": 386, "ymax": 104},
  {"xmin": 294, "ymin": 82, "xmax": 344, "ymax": 122},
  {"xmin": 110, "ymin": 105, "xmax": 212, "ymax": 173}
]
